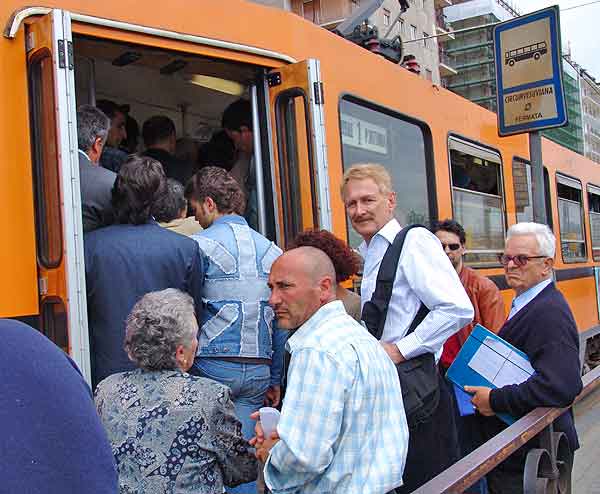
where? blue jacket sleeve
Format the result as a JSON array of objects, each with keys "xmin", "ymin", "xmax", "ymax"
[
  {"xmin": 270, "ymin": 323, "xmax": 288, "ymax": 386},
  {"xmin": 186, "ymin": 244, "xmax": 205, "ymax": 320}
]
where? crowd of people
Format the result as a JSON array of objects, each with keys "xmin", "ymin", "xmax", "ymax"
[{"xmin": 2, "ymin": 107, "xmax": 585, "ymax": 494}]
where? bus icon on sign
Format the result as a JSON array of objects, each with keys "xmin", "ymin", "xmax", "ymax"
[{"xmin": 505, "ymin": 41, "xmax": 548, "ymax": 66}]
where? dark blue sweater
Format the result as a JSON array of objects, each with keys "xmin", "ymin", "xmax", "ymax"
[
  {"xmin": 485, "ymin": 283, "xmax": 582, "ymax": 471},
  {"xmin": 0, "ymin": 319, "xmax": 118, "ymax": 493}
]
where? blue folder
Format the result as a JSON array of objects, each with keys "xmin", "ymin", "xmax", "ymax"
[{"xmin": 445, "ymin": 324, "xmax": 534, "ymax": 425}]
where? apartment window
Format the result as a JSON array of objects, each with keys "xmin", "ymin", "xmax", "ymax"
[
  {"xmin": 399, "ymin": 19, "xmax": 405, "ymax": 35},
  {"xmin": 557, "ymin": 174, "xmax": 587, "ymax": 262},
  {"xmin": 340, "ymin": 96, "xmax": 434, "ymax": 248},
  {"xmin": 423, "ymin": 32, "xmax": 429, "ymax": 48},
  {"xmin": 425, "ymin": 69, "xmax": 432, "ymax": 81},
  {"xmin": 351, "ymin": 0, "xmax": 360, "ymax": 10},
  {"xmin": 410, "ymin": 24, "xmax": 417, "ymax": 40},
  {"xmin": 588, "ymin": 184, "xmax": 600, "ymax": 261},
  {"xmin": 449, "ymin": 137, "xmax": 505, "ymax": 267},
  {"xmin": 383, "ymin": 8, "xmax": 391, "ymax": 26}
]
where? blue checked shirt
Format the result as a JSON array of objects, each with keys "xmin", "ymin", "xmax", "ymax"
[{"xmin": 264, "ymin": 301, "xmax": 408, "ymax": 494}]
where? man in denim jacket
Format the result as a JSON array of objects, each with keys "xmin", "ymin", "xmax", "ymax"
[{"xmin": 186, "ymin": 166, "xmax": 286, "ymax": 494}]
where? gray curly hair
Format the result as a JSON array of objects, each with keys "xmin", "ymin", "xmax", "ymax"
[{"xmin": 124, "ymin": 289, "xmax": 197, "ymax": 370}]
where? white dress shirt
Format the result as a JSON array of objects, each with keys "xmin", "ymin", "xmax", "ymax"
[{"xmin": 359, "ymin": 219, "xmax": 474, "ymax": 360}]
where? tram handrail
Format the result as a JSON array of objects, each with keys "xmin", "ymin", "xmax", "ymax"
[{"xmin": 411, "ymin": 364, "xmax": 600, "ymax": 493}]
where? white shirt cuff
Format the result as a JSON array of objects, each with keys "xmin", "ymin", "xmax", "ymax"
[{"xmin": 395, "ymin": 332, "xmax": 425, "ymax": 361}]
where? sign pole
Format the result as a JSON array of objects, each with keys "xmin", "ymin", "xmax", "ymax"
[{"xmin": 529, "ymin": 130, "xmax": 547, "ymax": 225}]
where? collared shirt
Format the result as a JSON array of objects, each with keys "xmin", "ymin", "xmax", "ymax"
[
  {"xmin": 508, "ymin": 277, "xmax": 553, "ymax": 320},
  {"xmin": 264, "ymin": 301, "xmax": 408, "ymax": 494},
  {"xmin": 359, "ymin": 219, "xmax": 474, "ymax": 360}
]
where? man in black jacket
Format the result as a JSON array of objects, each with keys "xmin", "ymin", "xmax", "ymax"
[
  {"xmin": 466, "ymin": 222, "xmax": 582, "ymax": 494},
  {"xmin": 142, "ymin": 115, "xmax": 195, "ymax": 187}
]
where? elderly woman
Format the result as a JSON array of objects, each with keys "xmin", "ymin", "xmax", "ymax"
[
  {"xmin": 290, "ymin": 229, "xmax": 363, "ymax": 321},
  {"xmin": 95, "ymin": 289, "xmax": 257, "ymax": 494}
]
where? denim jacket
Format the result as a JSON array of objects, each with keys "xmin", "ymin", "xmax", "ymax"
[{"xmin": 191, "ymin": 215, "xmax": 287, "ymax": 385}]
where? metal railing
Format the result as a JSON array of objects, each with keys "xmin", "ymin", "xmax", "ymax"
[{"xmin": 411, "ymin": 364, "xmax": 600, "ymax": 493}]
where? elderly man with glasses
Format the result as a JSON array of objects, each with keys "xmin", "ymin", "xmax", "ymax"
[
  {"xmin": 431, "ymin": 219, "xmax": 505, "ymax": 494},
  {"xmin": 466, "ymin": 222, "xmax": 582, "ymax": 494}
]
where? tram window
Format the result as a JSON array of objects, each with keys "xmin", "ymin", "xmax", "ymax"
[
  {"xmin": 587, "ymin": 185, "xmax": 600, "ymax": 261},
  {"xmin": 449, "ymin": 137, "xmax": 505, "ymax": 267},
  {"xmin": 28, "ymin": 52, "xmax": 63, "ymax": 268},
  {"xmin": 556, "ymin": 174, "xmax": 587, "ymax": 263},
  {"xmin": 339, "ymin": 96, "xmax": 433, "ymax": 249},
  {"xmin": 275, "ymin": 90, "xmax": 318, "ymax": 245},
  {"xmin": 512, "ymin": 159, "xmax": 534, "ymax": 223}
]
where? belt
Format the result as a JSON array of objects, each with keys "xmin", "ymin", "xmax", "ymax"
[{"xmin": 206, "ymin": 356, "xmax": 272, "ymax": 365}]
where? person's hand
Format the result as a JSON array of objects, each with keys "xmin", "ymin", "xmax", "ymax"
[
  {"xmin": 264, "ymin": 385, "xmax": 281, "ymax": 407},
  {"xmin": 464, "ymin": 386, "xmax": 494, "ymax": 416},
  {"xmin": 256, "ymin": 430, "xmax": 280, "ymax": 463},
  {"xmin": 249, "ymin": 411, "xmax": 280, "ymax": 462},
  {"xmin": 380, "ymin": 342, "xmax": 406, "ymax": 364},
  {"xmin": 249, "ymin": 411, "xmax": 264, "ymax": 449}
]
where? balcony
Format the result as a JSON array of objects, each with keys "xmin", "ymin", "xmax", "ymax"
[
  {"xmin": 439, "ymin": 48, "xmax": 457, "ymax": 77},
  {"xmin": 435, "ymin": 12, "xmax": 455, "ymax": 41}
]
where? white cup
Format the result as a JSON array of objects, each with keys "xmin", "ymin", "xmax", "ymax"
[{"xmin": 259, "ymin": 407, "xmax": 281, "ymax": 438}]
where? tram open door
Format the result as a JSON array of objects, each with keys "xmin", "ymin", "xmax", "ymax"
[
  {"xmin": 263, "ymin": 59, "xmax": 332, "ymax": 247},
  {"xmin": 24, "ymin": 10, "xmax": 91, "ymax": 380}
]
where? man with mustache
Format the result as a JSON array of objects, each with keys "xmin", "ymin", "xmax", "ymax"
[
  {"xmin": 341, "ymin": 163, "xmax": 474, "ymax": 493},
  {"xmin": 252, "ymin": 247, "xmax": 408, "ymax": 494}
]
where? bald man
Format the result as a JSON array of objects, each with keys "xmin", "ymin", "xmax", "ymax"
[{"xmin": 251, "ymin": 247, "xmax": 409, "ymax": 494}]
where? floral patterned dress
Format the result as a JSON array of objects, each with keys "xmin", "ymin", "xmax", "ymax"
[{"xmin": 95, "ymin": 369, "xmax": 257, "ymax": 494}]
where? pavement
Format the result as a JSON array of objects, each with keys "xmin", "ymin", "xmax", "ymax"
[{"xmin": 573, "ymin": 389, "xmax": 600, "ymax": 493}]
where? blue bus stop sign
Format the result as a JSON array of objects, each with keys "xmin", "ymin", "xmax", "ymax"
[{"xmin": 494, "ymin": 6, "xmax": 567, "ymax": 136}]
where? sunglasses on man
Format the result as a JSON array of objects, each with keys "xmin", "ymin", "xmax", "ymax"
[
  {"xmin": 441, "ymin": 243, "xmax": 461, "ymax": 251},
  {"xmin": 497, "ymin": 254, "xmax": 546, "ymax": 267}
]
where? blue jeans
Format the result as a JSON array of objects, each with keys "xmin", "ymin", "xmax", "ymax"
[{"xmin": 192, "ymin": 358, "xmax": 270, "ymax": 494}]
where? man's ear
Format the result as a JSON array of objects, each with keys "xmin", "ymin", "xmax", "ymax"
[
  {"xmin": 90, "ymin": 137, "xmax": 104, "ymax": 161},
  {"xmin": 388, "ymin": 191, "xmax": 397, "ymax": 211},
  {"xmin": 205, "ymin": 196, "xmax": 217, "ymax": 213},
  {"xmin": 319, "ymin": 276, "xmax": 334, "ymax": 300},
  {"xmin": 543, "ymin": 257, "xmax": 554, "ymax": 275}
]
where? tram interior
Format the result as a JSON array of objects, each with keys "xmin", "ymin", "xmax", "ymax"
[{"xmin": 73, "ymin": 35, "xmax": 275, "ymax": 235}]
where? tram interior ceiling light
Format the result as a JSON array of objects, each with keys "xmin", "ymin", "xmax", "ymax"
[
  {"xmin": 185, "ymin": 75, "xmax": 245, "ymax": 96},
  {"xmin": 160, "ymin": 59, "xmax": 188, "ymax": 75},
  {"xmin": 112, "ymin": 51, "xmax": 142, "ymax": 67}
]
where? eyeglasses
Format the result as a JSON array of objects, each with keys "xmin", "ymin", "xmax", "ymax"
[
  {"xmin": 441, "ymin": 243, "xmax": 461, "ymax": 251},
  {"xmin": 497, "ymin": 254, "xmax": 546, "ymax": 267}
]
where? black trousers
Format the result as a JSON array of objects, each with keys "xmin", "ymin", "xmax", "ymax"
[{"xmin": 395, "ymin": 372, "xmax": 460, "ymax": 494}]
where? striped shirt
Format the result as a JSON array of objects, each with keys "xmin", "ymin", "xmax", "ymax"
[{"xmin": 264, "ymin": 300, "xmax": 408, "ymax": 494}]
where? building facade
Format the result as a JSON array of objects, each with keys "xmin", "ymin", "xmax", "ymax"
[
  {"xmin": 252, "ymin": 0, "xmax": 448, "ymax": 85},
  {"xmin": 442, "ymin": 0, "xmax": 586, "ymax": 155},
  {"xmin": 581, "ymin": 71, "xmax": 600, "ymax": 164}
]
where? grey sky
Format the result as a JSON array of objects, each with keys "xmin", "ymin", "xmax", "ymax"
[{"xmin": 521, "ymin": 0, "xmax": 600, "ymax": 79}]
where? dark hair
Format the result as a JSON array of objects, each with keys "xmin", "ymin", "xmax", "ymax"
[
  {"xmin": 185, "ymin": 166, "xmax": 246, "ymax": 215},
  {"xmin": 289, "ymin": 230, "xmax": 362, "ymax": 283},
  {"xmin": 111, "ymin": 155, "xmax": 167, "ymax": 225},
  {"xmin": 154, "ymin": 178, "xmax": 187, "ymax": 223},
  {"xmin": 77, "ymin": 104, "xmax": 109, "ymax": 151},
  {"xmin": 142, "ymin": 115, "xmax": 176, "ymax": 147},
  {"xmin": 430, "ymin": 219, "xmax": 467, "ymax": 245},
  {"xmin": 122, "ymin": 114, "xmax": 139, "ymax": 154},
  {"xmin": 96, "ymin": 99, "xmax": 125, "ymax": 120},
  {"xmin": 198, "ymin": 130, "xmax": 237, "ymax": 170},
  {"xmin": 221, "ymin": 99, "xmax": 252, "ymax": 131}
]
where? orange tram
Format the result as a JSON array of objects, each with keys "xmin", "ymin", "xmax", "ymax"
[{"xmin": 1, "ymin": 0, "xmax": 600, "ymax": 384}]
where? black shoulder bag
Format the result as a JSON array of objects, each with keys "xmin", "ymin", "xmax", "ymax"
[{"xmin": 361, "ymin": 224, "xmax": 440, "ymax": 429}]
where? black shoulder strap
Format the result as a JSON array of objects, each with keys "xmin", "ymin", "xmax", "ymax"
[{"xmin": 362, "ymin": 224, "xmax": 430, "ymax": 340}]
